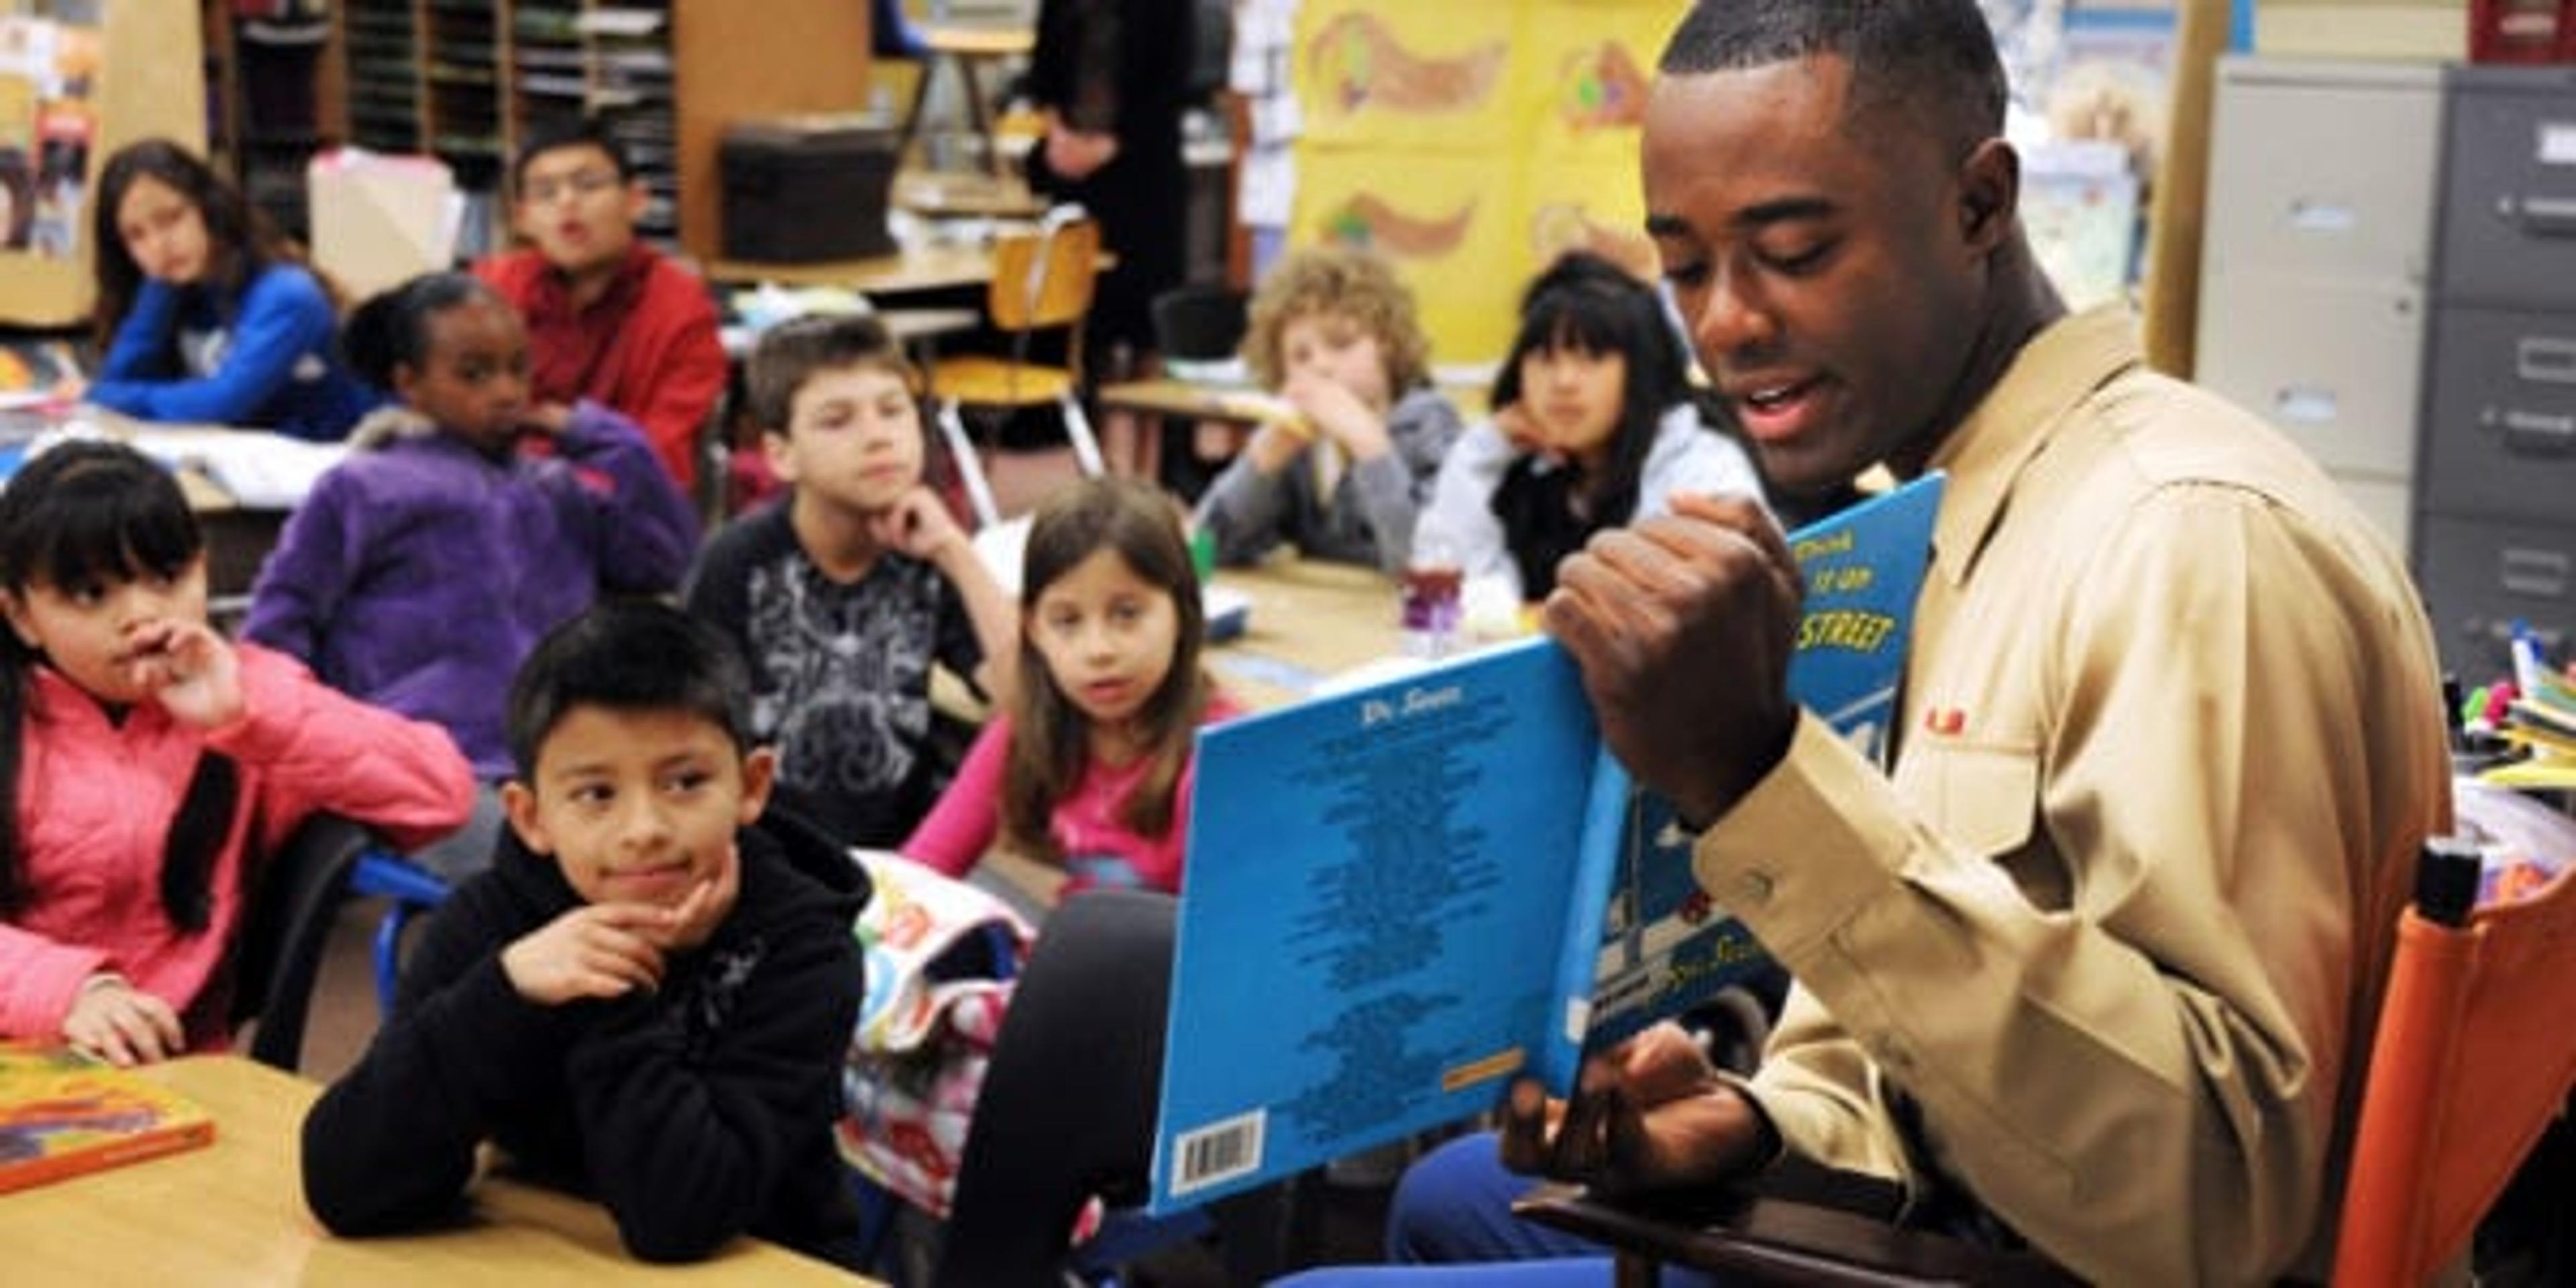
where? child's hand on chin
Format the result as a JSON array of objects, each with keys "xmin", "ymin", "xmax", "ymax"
[
  {"xmin": 651, "ymin": 843, "xmax": 742, "ymax": 954},
  {"xmin": 124, "ymin": 619, "xmax": 244, "ymax": 729},
  {"xmin": 867, "ymin": 488, "xmax": 967, "ymax": 562},
  {"xmin": 502, "ymin": 904, "xmax": 672, "ymax": 1005}
]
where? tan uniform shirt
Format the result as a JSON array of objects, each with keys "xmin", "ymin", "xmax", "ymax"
[{"xmin": 1697, "ymin": 307, "xmax": 2453, "ymax": 1285}]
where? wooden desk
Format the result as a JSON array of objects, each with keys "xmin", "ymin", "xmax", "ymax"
[
  {"xmin": 1206, "ymin": 557, "xmax": 1410, "ymax": 711},
  {"xmin": 0, "ymin": 1057, "xmax": 867, "ymax": 1286},
  {"xmin": 710, "ymin": 243, "xmax": 1016, "ymax": 297},
  {"xmin": 894, "ymin": 170, "xmax": 1046, "ymax": 221},
  {"xmin": 897, "ymin": 24, "xmax": 1038, "ymax": 178},
  {"xmin": 1098, "ymin": 377, "xmax": 1493, "ymax": 425},
  {"xmin": 711, "ymin": 243, "xmax": 1116, "ymax": 301}
]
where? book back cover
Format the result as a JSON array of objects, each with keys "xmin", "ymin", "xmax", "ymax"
[{"xmin": 0, "ymin": 1042, "xmax": 215, "ymax": 1194}]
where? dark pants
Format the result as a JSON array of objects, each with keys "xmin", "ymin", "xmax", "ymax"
[{"xmin": 933, "ymin": 891, "xmax": 1290, "ymax": 1287}]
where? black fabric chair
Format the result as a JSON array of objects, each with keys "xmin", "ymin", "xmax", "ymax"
[{"xmin": 228, "ymin": 812, "xmax": 374, "ymax": 1071}]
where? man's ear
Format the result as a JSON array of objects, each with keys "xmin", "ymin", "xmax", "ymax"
[
  {"xmin": 1955, "ymin": 137, "xmax": 2020, "ymax": 256},
  {"xmin": 500, "ymin": 780, "xmax": 554, "ymax": 856},
  {"xmin": 737, "ymin": 746, "xmax": 778, "ymax": 826}
]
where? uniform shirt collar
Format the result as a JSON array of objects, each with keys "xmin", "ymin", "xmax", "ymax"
[{"xmin": 1921, "ymin": 305, "xmax": 2143, "ymax": 587}]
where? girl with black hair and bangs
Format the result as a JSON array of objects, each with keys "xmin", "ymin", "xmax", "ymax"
[
  {"xmin": 0, "ymin": 441, "xmax": 473, "ymax": 1066},
  {"xmin": 1414, "ymin": 252, "xmax": 1768, "ymax": 602}
]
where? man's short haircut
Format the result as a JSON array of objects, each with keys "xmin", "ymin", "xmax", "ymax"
[
  {"xmin": 745, "ymin": 313, "xmax": 917, "ymax": 433},
  {"xmin": 510, "ymin": 117, "xmax": 633, "ymax": 195},
  {"xmin": 506, "ymin": 598, "xmax": 756, "ymax": 780},
  {"xmin": 1658, "ymin": 0, "xmax": 2008, "ymax": 160}
]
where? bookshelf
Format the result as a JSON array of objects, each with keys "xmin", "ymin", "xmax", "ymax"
[{"xmin": 321, "ymin": 0, "xmax": 875, "ymax": 261}]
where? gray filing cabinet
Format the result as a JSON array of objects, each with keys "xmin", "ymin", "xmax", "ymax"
[
  {"xmin": 2198, "ymin": 57, "xmax": 2445, "ymax": 560},
  {"xmin": 2418, "ymin": 65, "xmax": 2576, "ymax": 676}
]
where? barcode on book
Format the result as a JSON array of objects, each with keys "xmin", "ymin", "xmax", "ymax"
[{"xmin": 1170, "ymin": 1110, "xmax": 1267, "ymax": 1197}]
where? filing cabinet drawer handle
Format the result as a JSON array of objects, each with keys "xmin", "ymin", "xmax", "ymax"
[
  {"xmin": 2516, "ymin": 195, "xmax": 2576, "ymax": 235},
  {"xmin": 2519, "ymin": 336, "xmax": 2576, "ymax": 384},
  {"xmin": 2501, "ymin": 547, "xmax": 2571, "ymax": 598},
  {"xmin": 2501, "ymin": 409, "xmax": 2576, "ymax": 453}
]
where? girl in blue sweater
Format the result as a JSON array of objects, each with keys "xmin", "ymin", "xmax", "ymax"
[{"xmin": 73, "ymin": 140, "xmax": 377, "ymax": 441}]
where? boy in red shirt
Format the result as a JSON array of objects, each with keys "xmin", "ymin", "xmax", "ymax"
[{"xmin": 476, "ymin": 120, "xmax": 727, "ymax": 492}]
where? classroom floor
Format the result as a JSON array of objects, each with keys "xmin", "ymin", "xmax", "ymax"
[{"xmin": 291, "ymin": 896, "xmax": 1399, "ymax": 1285}]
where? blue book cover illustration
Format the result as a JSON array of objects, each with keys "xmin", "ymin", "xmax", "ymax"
[{"xmin": 1150, "ymin": 474, "xmax": 1944, "ymax": 1212}]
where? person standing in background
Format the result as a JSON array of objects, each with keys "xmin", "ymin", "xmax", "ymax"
[{"xmin": 1022, "ymin": 0, "xmax": 1195, "ymax": 474}]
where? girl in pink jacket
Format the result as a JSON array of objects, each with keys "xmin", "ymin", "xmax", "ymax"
[{"xmin": 0, "ymin": 441, "xmax": 474, "ymax": 1064}]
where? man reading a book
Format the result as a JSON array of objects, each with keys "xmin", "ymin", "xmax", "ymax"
[{"xmin": 1288, "ymin": 3, "xmax": 2454, "ymax": 1284}]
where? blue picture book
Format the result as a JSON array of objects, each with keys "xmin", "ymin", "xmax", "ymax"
[{"xmin": 1148, "ymin": 474, "xmax": 1946, "ymax": 1212}]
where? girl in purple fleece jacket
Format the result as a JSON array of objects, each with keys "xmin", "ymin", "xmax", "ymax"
[{"xmin": 244, "ymin": 272, "xmax": 698, "ymax": 876}]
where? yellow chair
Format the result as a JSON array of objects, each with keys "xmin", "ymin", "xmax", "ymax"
[{"xmin": 930, "ymin": 211, "xmax": 1107, "ymax": 527}]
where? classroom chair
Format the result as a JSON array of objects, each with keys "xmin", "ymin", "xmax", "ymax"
[
  {"xmin": 930, "ymin": 208, "xmax": 1108, "ymax": 528},
  {"xmin": 2332, "ymin": 838, "xmax": 2576, "ymax": 1287},
  {"xmin": 229, "ymin": 813, "xmax": 379, "ymax": 1071},
  {"xmin": 348, "ymin": 850, "xmax": 453, "ymax": 1017}
]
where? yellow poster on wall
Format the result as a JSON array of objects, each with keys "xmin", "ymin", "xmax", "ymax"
[
  {"xmin": 1291, "ymin": 146, "xmax": 1527, "ymax": 364},
  {"xmin": 1515, "ymin": 1, "xmax": 1677, "ymax": 163},
  {"xmin": 1293, "ymin": 0, "xmax": 1522, "ymax": 149},
  {"xmin": 1282, "ymin": 0, "xmax": 1685, "ymax": 363}
]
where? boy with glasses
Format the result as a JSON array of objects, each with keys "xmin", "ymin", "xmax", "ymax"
[{"xmin": 475, "ymin": 120, "xmax": 727, "ymax": 492}]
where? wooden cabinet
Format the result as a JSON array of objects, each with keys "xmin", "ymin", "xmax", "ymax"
[{"xmin": 325, "ymin": 0, "xmax": 875, "ymax": 261}]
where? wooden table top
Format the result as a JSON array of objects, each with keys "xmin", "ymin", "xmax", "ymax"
[
  {"xmin": 1099, "ymin": 377, "xmax": 1493, "ymax": 425},
  {"xmin": 1205, "ymin": 555, "xmax": 1414, "ymax": 711},
  {"xmin": 0, "ymin": 1056, "xmax": 870, "ymax": 1286}
]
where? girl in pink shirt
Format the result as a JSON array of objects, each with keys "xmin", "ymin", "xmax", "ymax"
[
  {"xmin": 903, "ymin": 478, "xmax": 1238, "ymax": 896},
  {"xmin": 0, "ymin": 441, "xmax": 475, "ymax": 1064}
]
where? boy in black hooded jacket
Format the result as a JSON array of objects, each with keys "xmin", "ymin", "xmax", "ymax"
[{"xmin": 301, "ymin": 601, "xmax": 870, "ymax": 1270}]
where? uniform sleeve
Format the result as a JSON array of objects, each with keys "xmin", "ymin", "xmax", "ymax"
[
  {"xmin": 1708, "ymin": 486, "xmax": 2443, "ymax": 1285},
  {"xmin": 900, "ymin": 717, "xmax": 1010, "ymax": 877},
  {"xmin": 302, "ymin": 882, "xmax": 581, "ymax": 1235},
  {"xmin": 87, "ymin": 268, "xmax": 338, "ymax": 425},
  {"xmin": 215, "ymin": 647, "xmax": 478, "ymax": 856},
  {"xmin": 562, "ymin": 906, "xmax": 864, "ymax": 1262},
  {"xmin": 1347, "ymin": 388, "xmax": 1465, "ymax": 573},
  {"xmin": 240, "ymin": 468, "xmax": 364, "ymax": 666},
  {"xmin": 551, "ymin": 400, "xmax": 702, "ymax": 594}
]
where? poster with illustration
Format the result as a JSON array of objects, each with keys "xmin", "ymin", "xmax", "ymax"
[
  {"xmin": 1293, "ymin": 0, "xmax": 1519, "ymax": 148},
  {"xmin": 1291, "ymin": 146, "xmax": 1525, "ymax": 362},
  {"xmin": 0, "ymin": 13, "xmax": 97, "ymax": 260}
]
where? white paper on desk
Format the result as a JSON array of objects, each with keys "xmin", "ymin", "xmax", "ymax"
[
  {"xmin": 972, "ymin": 513, "xmax": 1248, "ymax": 633},
  {"xmin": 124, "ymin": 429, "xmax": 347, "ymax": 509}
]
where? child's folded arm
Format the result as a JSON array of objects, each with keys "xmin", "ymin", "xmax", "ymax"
[
  {"xmin": 302, "ymin": 911, "xmax": 577, "ymax": 1236},
  {"xmin": 561, "ymin": 918, "xmax": 863, "ymax": 1263},
  {"xmin": 553, "ymin": 400, "xmax": 700, "ymax": 594},
  {"xmin": 0, "ymin": 922, "xmax": 113, "ymax": 1040},
  {"xmin": 211, "ymin": 646, "xmax": 478, "ymax": 855}
]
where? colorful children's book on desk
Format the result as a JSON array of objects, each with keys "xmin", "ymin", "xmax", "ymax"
[
  {"xmin": 1148, "ymin": 474, "xmax": 1945, "ymax": 1213},
  {"xmin": 0, "ymin": 1042, "xmax": 216, "ymax": 1194}
]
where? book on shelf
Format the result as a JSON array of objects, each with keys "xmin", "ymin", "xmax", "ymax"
[
  {"xmin": 1148, "ymin": 474, "xmax": 1945, "ymax": 1213},
  {"xmin": 0, "ymin": 1042, "xmax": 216, "ymax": 1194}
]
